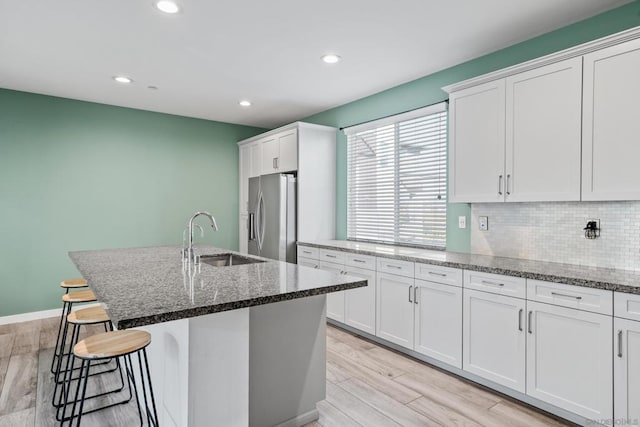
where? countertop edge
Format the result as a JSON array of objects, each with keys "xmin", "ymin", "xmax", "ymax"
[
  {"xmin": 116, "ymin": 279, "xmax": 367, "ymax": 329},
  {"xmin": 297, "ymin": 241, "xmax": 640, "ymax": 295}
]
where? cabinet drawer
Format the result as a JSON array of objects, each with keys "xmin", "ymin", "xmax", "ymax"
[
  {"xmin": 377, "ymin": 257, "xmax": 414, "ymax": 278},
  {"xmin": 527, "ymin": 280, "xmax": 613, "ymax": 315},
  {"xmin": 464, "ymin": 270, "xmax": 525, "ymax": 299},
  {"xmin": 614, "ymin": 292, "xmax": 640, "ymax": 321},
  {"xmin": 415, "ymin": 263, "xmax": 462, "ymax": 287},
  {"xmin": 319, "ymin": 249, "xmax": 346, "ymax": 264},
  {"xmin": 297, "ymin": 246, "xmax": 319, "ymax": 259},
  {"xmin": 297, "ymin": 257, "xmax": 319, "ymax": 269},
  {"xmin": 344, "ymin": 253, "xmax": 376, "ymax": 270}
]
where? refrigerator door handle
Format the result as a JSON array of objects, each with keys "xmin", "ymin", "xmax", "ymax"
[
  {"xmin": 248, "ymin": 213, "xmax": 256, "ymax": 241},
  {"xmin": 257, "ymin": 191, "xmax": 266, "ymax": 251}
]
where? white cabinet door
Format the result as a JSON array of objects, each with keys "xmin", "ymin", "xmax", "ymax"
[
  {"xmin": 583, "ymin": 38, "xmax": 640, "ymax": 201},
  {"xmin": 277, "ymin": 129, "xmax": 297, "ymax": 172},
  {"xmin": 261, "ymin": 136, "xmax": 279, "ymax": 175},
  {"xmin": 449, "ymin": 80, "xmax": 506, "ymax": 203},
  {"xmin": 376, "ymin": 273, "xmax": 414, "ymax": 349},
  {"xmin": 249, "ymin": 142, "xmax": 262, "ymax": 177},
  {"xmin": 239, "ymin": 214, "xmax": 248, "ymax": 254},
  {"xmin": 343, "ymin": 266, "xmax": 376, "ymax": 335},
  {"xmin": 319, "ymin": 261, "xmax": 345, "ymax": 323},
  {"xmin": 463, "ymin": 289, "xmax": 526, "ymax": 392},
  {"xmin": 615, "ymin": 317, "xmax": 640, "ymax": 426},
  {"xmin": 414, "ymin": 280, "xmax": 462, "ymax": 368},
  {"xmin": 526, "ymin": 301, "xmax": 612, "ymax": 420},
  {"xmin": 505, "ymin": 58, "xmax": 582, "ymax": 202},
  {"xmin": 239, "ymin": 144, "xmax": 251, "ymax": 214}
]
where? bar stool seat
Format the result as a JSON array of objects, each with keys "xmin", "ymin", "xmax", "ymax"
[
  {"xmin": 60, "ymin": 278, "xmax": 88, "ymax": 289},
  {"xmin": 74, "ymin": 330, "xmax": 151, "ymax": 359},
  {"xmin": 67, "ymin": 306, "xmax": 110, "ymax": 325},
  {"xmin": 62, "ymin": 290, "xmax": 96, "ymax": 304},
  {"xmin": 63, "ymin": 330, "xmax": 159, "ymax": 426}
]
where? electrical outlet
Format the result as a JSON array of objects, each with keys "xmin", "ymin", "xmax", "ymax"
[
  {"xmin": 479, "ymin": 216, "xmax": 489, "ymax": 231},
  {"xmin": 458, "ymin": 216, "xmax": 466, "ymax": 229}
]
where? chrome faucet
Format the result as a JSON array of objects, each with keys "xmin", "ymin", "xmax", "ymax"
[{"xmin": 184, "ymin": 211, "xmax": 218, "ymax": 264}]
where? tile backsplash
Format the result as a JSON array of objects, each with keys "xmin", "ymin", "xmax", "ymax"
[{"xmin": 470, "ymin": 201, "xmax": 640, "ymax": 271}]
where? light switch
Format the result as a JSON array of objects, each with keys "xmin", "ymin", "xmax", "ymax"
[
  {"xmin": 479, "ymin": 216, "xmax": 489, "ymax": 231},
  {"xmin": 458, "ymin": 216, "xmax": 466, "ymax": 229}
]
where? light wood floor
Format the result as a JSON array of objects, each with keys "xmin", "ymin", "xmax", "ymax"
[{"xmin": 0, "ymin": 317, "xmax": 572, "ymax": 426}]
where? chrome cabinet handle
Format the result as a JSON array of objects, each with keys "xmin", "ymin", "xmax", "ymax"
[
  {"xmin": 314, "ymin": 265, "xmax": 318, "ymax": 269},
  {"xmin": 618, "ymin": 330, "xmax": 623, "ymax": 358},
  {"xmin": 303, "ymin": 250, "xmax": 312, "ymax": 254},
  {"xmin": 428, "ymin": 272, "xmax": 446, "ymax": 277},
  {"xmin": 326, "ymin": 254, "xmax": 337, "ymax": 258},
  {"xmin": 408, "ymin": 286, "xmax": 413, "ymax": 303},
  {"xmin": 528, "ymin": 311, "xmax": 533, "ymax": 334},
  {"xmin": 498, "ymin": 175, "xmax": 503, "ymax": 195},
  {"xmin": 506, "ymin": 174, "xmax": 512, "ymax": 195},
  {"xmin": 387, "ymin": 265, "xmax": 402, "ymax": 270},
  {"xmin": 481, "ymin": 280, "xmax": 504, "ymax": 287},
  {"xmin": 414, "ymin": 286, "xmax": 418, "ymax": 304},
  {"xmin": 353, "ymin": 259, "xmax": 366, "ymax": 263},
  {"xmin": 551, "ymin": 292, "xmax": 582, "ymax": 300},
  {"xmin": 518, "ymin": 309, "xmax": 523, "ymax": 332}
]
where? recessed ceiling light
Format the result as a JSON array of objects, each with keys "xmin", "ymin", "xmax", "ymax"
[
  {"xmin": 113, "ymin": 76, "xmax": 133, "ymax": 84},
  {"xmin": 239, "ymin": 100, "xmax": 252, "ymax": 107},
  {"xmin": 321, "ymin": 54, "xmax": 341, "ymax": 64},
  {"xmin": 155, "ymin": 0, "xmax": 180, "ymax": 14}
]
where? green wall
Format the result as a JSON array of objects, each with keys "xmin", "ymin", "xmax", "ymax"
[
  {"xmin": 303, "ymin": 1, "xmax": 640, "ymax": 253},
  {"xmin": 0, "ymin": 89, "xmax": 264, "ymax": 317}
]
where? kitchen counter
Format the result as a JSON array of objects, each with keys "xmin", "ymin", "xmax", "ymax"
[
  {"xmin": 69, "ymin": 244, "xmax": 366, "ymax": 427},
  {"xmin": 298, "ymin": 240, "xmax": 640, "ymax": 294},
  {"xmin": 70, "ymin": 245, "xmax": 366, "ymax": 329}
]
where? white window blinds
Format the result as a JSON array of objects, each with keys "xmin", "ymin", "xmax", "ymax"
[{"xmin": 346, "ymin": 103, "xmax": 447, "ymax": 249}]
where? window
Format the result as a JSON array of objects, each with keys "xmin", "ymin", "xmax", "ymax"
[{"xmin": 346, "ymin": 103, "xmax": 447, "ymax": 249}]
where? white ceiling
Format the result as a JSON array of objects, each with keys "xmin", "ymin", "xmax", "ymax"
[{"xmin": 0, "ymin": 0, "xmax": 630, "ymax": 128}]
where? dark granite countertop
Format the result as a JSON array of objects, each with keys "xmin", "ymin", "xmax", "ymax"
[
  {"xmin": 69, "ymin": 245, "xmax": 366, "ymax": 329},
  {"xmin": 298, "ymin": 240, "xmax": 640, "ymax": 295}
]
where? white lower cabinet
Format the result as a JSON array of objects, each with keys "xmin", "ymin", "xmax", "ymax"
[
  {"xmin": 319, "ymin": 260, "xmax": 346, "ymax": 323},
  {"xmin": 414, "ymin": 279, "xmax": 462, "ymax": 368},
  {"xmin": 463, "ymin": 289, "xmax": 526, "ymax": 393},
  {"xmin": 615, "ymin": 317, "xmax": 640, "ymax": 426},
  {"xmin": 343, "ymin": 265, "xmax": 376, "ymax": 335},
  {"xmin": 376, "ymin": 272, "xmax": 415, "ymax": 349},
  {"xmin": 526, "ymin": 301, "xmax": 612, "ymax": 420}
]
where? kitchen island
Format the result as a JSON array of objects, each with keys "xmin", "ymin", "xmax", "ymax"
[{"xmin": 69, "ymin": 245, "xmax": 366, "ymax": 427}]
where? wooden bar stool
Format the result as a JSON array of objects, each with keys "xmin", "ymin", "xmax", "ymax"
[
  {"xmin": 50, "ymin": 289, "xmax": 97, "ymax": 375},
  {"xmin": 60, "ymin": 278, "xmax": 88, "ymax": 294},
  {"xmin": 53, "ymin": 306, "xmax": 125, "ymax": 419},
  {"xmin": 62, "ymin": 330, "xmax": 159, "ymax": 427}
]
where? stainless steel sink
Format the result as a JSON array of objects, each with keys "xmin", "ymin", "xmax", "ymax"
[{"xmin": 199, "ymin": 253, "xmax": 265, "ymax": 267}]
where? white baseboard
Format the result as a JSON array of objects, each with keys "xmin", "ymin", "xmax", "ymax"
[{"xmin": 0, "ymin": 302, "xmax": 101, "ymax": 326}]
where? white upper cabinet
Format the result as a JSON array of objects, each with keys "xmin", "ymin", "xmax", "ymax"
[
  {"xmin": 449, "ymin": 80, "xmax": 506, "ymax": 203},
  {"xmin": 249, "ymin": 141, "xmax": 262, "ymax": 178},
  {"xmin": 505, "ymin": 57, "xmax": 582, "ymax": 202},
  {"xmin": 582, "ymin": 38, "xmax": 640, "ymax": 201},
  {"xmin": 449, "ymin": 60, "xmax": 583, "ymax": 203},
  {"xmin": 261, "ymin": 129, "xmax": 298, "ymax": 175}
]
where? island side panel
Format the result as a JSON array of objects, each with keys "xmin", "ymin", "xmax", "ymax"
[
  {"xmin": 249, "ymin": 294, "xmax": 327, "ymax": 427},
  {"xmin": 189, "ymin": 308, "xmax": 250, "ymax": 427}
]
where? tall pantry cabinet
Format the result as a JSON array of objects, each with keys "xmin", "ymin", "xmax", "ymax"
[{"xmin": 237, "ymin": 122, "xmax": 337, "ymax": 253}]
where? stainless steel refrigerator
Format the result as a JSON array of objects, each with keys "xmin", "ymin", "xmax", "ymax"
[{"xmin": 248, "ymin": 173, "xmax": 297, "ymax": 263}]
